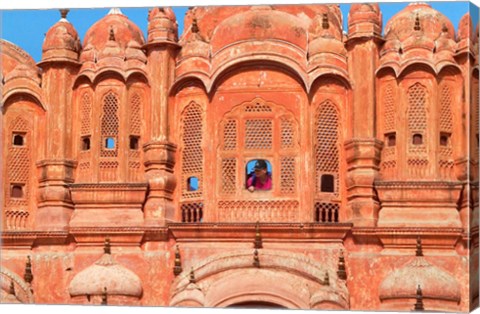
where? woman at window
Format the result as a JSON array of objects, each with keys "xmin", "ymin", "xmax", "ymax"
[{"xmin": 247, "ymin": 160, "xmax": 272, "ymax": 192}]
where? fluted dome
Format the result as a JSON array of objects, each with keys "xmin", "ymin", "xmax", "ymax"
[
  {"xmin": 83, "ymin": 9, "xmax": 145, "ymax": 52},
  {"xmin": 69, "ymin": 252, "xmax": 143, "ymax": 297},
  {"xmin": 147, "ymin": 7, "xmax": 178, "ymax": 43},
  {"xmin": 41, "ymin": 10, "xmax": 81, "ymax": 62},
  {"xmin": 379, "ymin": 256, "xmax": 460, "ymax": 302},
  {"xmin": 348, "ymin": 3, "xmax": 382, "ymax": 37},
  {"xmin": 385, "ymin": 3, "xmax": 455, "ymax": 42},
  {"xmin": 210, "ymin": 7, "xmax": 309, "ymax": 53}
]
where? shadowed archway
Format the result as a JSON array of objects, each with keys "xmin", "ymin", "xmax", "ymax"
[{"xmin": 228, "ymin": 301, "xmax": 286, "ymax": 309}]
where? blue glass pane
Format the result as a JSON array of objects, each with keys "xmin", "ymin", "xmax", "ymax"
[
  {"xmin": 105, "ymin": 138, "xmax": 115, "ymax": 149},
  {"xmin": 188, "ymin": 177, "xmax": 199, "ymax": 191}
]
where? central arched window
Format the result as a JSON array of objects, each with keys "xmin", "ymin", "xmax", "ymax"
[{"xmin": 218, "ymin": 98, "xmax": 298, "ymax": 197}]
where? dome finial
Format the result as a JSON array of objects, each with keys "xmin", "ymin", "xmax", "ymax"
[
  {"xmin": 24, "ymin": 255, "xmax": 33, "ymax": 284},
  {"xmin": 322, "ymin": 13, "xmax": 329, "ymax": 30},
  {"xmin": 173, "ymin": 245, "xmax": 182, "ymax": 276},
  {"xmin": 414, "ymin": 14, "xmax": 421, "ymax": 31},
  {"xmin": 104, "ymin": 237, "xmax": 111, "ymax": 254},
  {"xmin": 101, "ymin": 287, "xmax": 108, "ymax": 305},
  {"xmin": 9, "ymin": 280, "xmax": 16, "ymax": 296},
  {"xmin": 414, "ymin": 284, "xmax": 424, "ymax": 311},
  {"xmin": 442, "ymin": 23, "xmax": 448, "ymax": 33},
  {"xmin": 108, "ymin": 8, "xmax": 123, "ymax": 15},
  {"xmin": 60, "ymin": 9, "xmax": 69, "ymax": 20},
  {"xmin": 254, "ymin": 221, "xmax": 263, "ymax": 249},
  {"xmin": 191, "ymin": 18, "xmax": 199, "ymax": 34},
  {"xmin": 337, "ymin": 249, "xmax": 347, "ymax": 280},
  {"xmin": 253, "ymin": 249, "xmax": 260, "ymax": 268},
  {"xmin": 416, "ymin": 237, "xmax": 423, "ymax": 257},
  {"xmin": 109, "ymin": 27, "xmax": 115, "ymax": 42},
  {"xmin": 189, "ymin": 267, "xmax": 196, "ymax": 284}
]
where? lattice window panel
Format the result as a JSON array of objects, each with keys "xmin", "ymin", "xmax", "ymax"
[
  {"xmin": 130, "ymin": 93, "xmax": 142, "ymax": 136},
  {"xmin": 384, "ymin": 83, "xmax": 395, "ymax": 132},
  {"xmin": 6, "ymin": 117, "xmax": 30, "ymax": 207},
  {"xmin": 218, "ymin": 200, "xmax": 299, "ymax": 222},
  {"xmin": 100, "ymin": 92, "xmax": 119, "ymax": 157},
  {"xmin": 314, "ymin": 202, "xmax": 339, "ymax": 223},
  {"xmin": 223, "ymin": 119, "xmax": 237, "ymax": 151},
  {"xmin": 221, "ymin": 158, "xmax": 236, "ymax": 194},
  {"xmin": 315, "ymin": 101, "xmax": 340, "ymax": 193},
  {"xmin": 439, "ymin": 85, "xmax": 453, "ymax": 132},
  {"xmin": 280, "ymin": 157, "xmax": 296, "ymax": 194},
  {"xmin": 80, "ymin": 92, "xmax": 92, "ymax": 136},
  {"xmin": 181, "ymin": 104, "xmax": 204, "ymax": 197},
  {"xmin": 408, "ymin": 83, "xmax": 427, "ymax": 133},
  {"xmin": 245, "ymin": 119, "xmax": 273, "ymax": 150},
  {"xmin": 244, "ymin": 102, "xmax": 272, "ymax": 113},
  {"xmin": 281, "ymin": 117, "xmax": 295, "ymax": 149},
  {"xmin": 181, "ymin": 202, "xmax": 203, "ymax": 223}
]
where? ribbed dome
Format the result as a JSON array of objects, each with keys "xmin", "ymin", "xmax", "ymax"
[
  {"xmin": 69, "ymin": 253, "xmax": 143, "ymax": 297},
  {"xmin": 379, "ymin": 256, "xmax": 460, "ymax": 302},
  {"xmin": 385, "ymin": 3, "xmax": 455, "ymax": 42},
  {"xmin": 210, "ymin": 7, "xmax": 309, "ymax": 53},
  {"xmin": 348, "ymin": 3, "xmax": 382, "ymax": 37},
  {"xmin": 42, "ymin": 10, "xmax": 81, "ymax": 62},
  {"xmin": 147, "ymin": 7, "xmax": 178, "ymax": 43},
  {"xmin": 83, "ymin": 9, "xmax": 145, "ymax": 52}
]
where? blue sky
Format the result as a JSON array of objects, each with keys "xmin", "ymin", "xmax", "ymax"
[{"xmin": 0, "ymin": 2, "xmax": 477, "ymax": 62}]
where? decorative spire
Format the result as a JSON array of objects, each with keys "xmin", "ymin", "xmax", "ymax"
[
  {"xmin": 191, "ymin": 18, "xmax": 199, "ymax": 34},
  {"xmin": 108, "ymin": 8, "xmax": 124, "ymax": 15},
  {"xmin": 24, "ymin": 256, "xmax": 33, "ymax": 284},
  {"xmin": 104, "ymin": 237, "xmax": 111, "ymax": 254},
  {"xmin": 109, "ymin": 27, "xmax": 115, "ymax": 42},
  {"xmin": 101, "ymin": 287, "xmax": 108, "ymax": 305},
  {"xmin": 323, "ymin": 271, "xmax": 330, "ymax": 286},
  {"xmin": 337, "ymin": 250, "xmax": 347, "ymax": 280},
  {"xmin": 416, "ymin": 237, "xmax": 423, "ymax": 257},
  {"xmin": 9, "ymin": 280, "xmax": 16, "ymax": 296},
  {"xmin": 414, "ymin": 285, "xmax": 424, "ymax": 311},
  {"xmin": 253, "ymin": 249, "xmax": 260, "ymax": 268},
  {"xmin": 322, "ymin": 13, "xmax": 329, "ymax": 30},
  {"xmin": 414, "ymin": 14, "xmax": 421, "ymax": 31},
  {"xmin": 173, "ymin": 245, "xmax": 182, "ymax": 276},
  {"xmin": 254, "ymin": 222, "xmax": 262, "ymax": 249},
  {"xmin": 442, "ymin": 23, "xmax": 448, "ymax": 33},
  {"xmin": 189, "ymin": 267, "xmax": 196, "ymax": 284},
  {"xmin": 60, "ymin": 9, "xmax": 69, "ymax": 20}
]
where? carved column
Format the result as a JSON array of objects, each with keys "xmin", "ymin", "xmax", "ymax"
[
  {"xmin": 143, "ymin": 8, "xmax": 180, "ymax": 226},
  {"xmin": 35, "ymin": 12, "xmax": 81, "ymax": 231},
  {"xmin": 345, "ymin": 5, "xmax": 383, "ymax": 226}
]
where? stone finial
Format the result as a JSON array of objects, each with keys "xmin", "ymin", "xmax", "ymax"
[
  {"xmin": 189, "ymin": 267, "xmax": 196, "ymax": 284},
  {"xmin": 60, "ymin": 9, "xmax": 69, "ymax": 19},
  {"xmin": 9, "ymin": 280, "xmax": 16, "ymax": 296},
  {"xmin": 322, "ymin": 13, "xmax": 329, "ymax": 30},
  {"xmin": 441, "ymin": 23, "xmax": 448, "ymax": 33},
  {"xmin": 101, "ymin": 287, "xmax": 108, "ymax": 305},
  {"xmin": 173, "ymin": 245, "xmax": 182, "ymax": 276},
  {"xmin": 191, "ymin": 18, "xmax": 199, "ymax": 34},
  {"xmin": 109, "ymin": 27, "xmax": 115, "ymax": 41},
  {"xmin": 104, "ymin": 237, "xmax": 111, "ymax": 255},
  {"xmin": 323, "ymin": 271, "xmax": 330, "ymax": 286},
  {"xmin": 337, "ymin": 250, "xmax": 347, "ymax": 280},
  {"xmin": 414, "ymin": 284, "xmax": 424, "ymax": 311},
  {"xmin": 253, "ymin": 249, "xmax": 260, "ymax": 268},
  {"xmin": 414, "ymin": 14, "xmax": 421, "ymax": 31},
  {"xmin": 416, "ymin": 237, "xmax": 423, "ymax": 257},
  {"xmin": 24, "ymin": 256, "xmax": 33, "ymax": 284},
  {"xmin": 254, "ymin": 222, "xmax": 262, "ymax": 249}
]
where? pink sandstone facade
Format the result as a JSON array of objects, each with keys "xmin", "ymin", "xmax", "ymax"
[{"xmin": 1, "ymin": 2, "xmax": 479, "ymax": 312}]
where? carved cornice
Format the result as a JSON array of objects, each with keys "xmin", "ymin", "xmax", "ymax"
[
  {"xmin": 374, "ymin": 180, "xmax": 464, "ymax": 189},
  {"xmin": 69, "ymin": 183, "xmax": 148, "ymax": 190}
]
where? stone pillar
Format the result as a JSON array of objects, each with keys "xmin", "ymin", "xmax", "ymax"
[
  {"xmin": 345, "ymin": 4, "xmax": 383, "ymax": 226},
  {"xmin": 35, "ymin": 13, "xmax": 81, "ymax": 231},
  {"xmin": 143, "ymin": 8, "xmax": 180, "ymax": 226}
]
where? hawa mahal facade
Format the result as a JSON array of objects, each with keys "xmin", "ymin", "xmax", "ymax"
[{"xmin": 1, "ymin": 3, "xmax": 479, "ymax": 312}]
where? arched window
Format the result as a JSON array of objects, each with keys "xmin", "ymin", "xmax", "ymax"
[
  {"xmin": 11, "ymin": 185, "xmax": 23, "ymax": 198},
  {"xmin": 13, "ymin": 134, "xmax": 24, "ymax": 146},
  {"xmin": 100, "ymin": 92, "xmax": 119, "ymax": 157}
]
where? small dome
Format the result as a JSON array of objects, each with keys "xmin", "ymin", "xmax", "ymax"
[
  {"xmin": 5, "ymin": 64, "xmax": 41, "ymax": 85},
  {"xmin": 125, "ymin": 40, "xmax": 147, "ymax": 63},
  {"xmin": 348, "ymin": 3, "xmax": 382, "ymax": 37},
  {"xmin": 309, "ymin": 10, "xmax": 343, "ymax": 42},
  {"xmin": 379, "ymin": 256, "xmax": 460, "ymax": 302},
  {"xmin": 42, "ymin": 10, "xmax": 81, "ymax": 62},
  {"xmin": 309, "ymin": 36, "xmax": 346, "ymax": 57},
  {"xmin": 457, "ymin": 13, "xmax": 473, "ymax": 42},
  {"xmin": 435, "ymin": 30, "xmax": 456, "ymax": 54},
  {"xmin": 147, "ymin": 7, "xmax": 178, "ymax": 43},
  {"xmin": 69, "ymin": 252, "xmax": 142, "ymax": 297},
  {"xmin": 83, "ymin": 8, "xmax": 145, "ymax": 52},
  {"xmin": 385, "ymin": 3, "xmax": 455, "ymax": 42},
  {"xmin": 402, "ymin": 32, "xmax": 435, "ymax": 53}
]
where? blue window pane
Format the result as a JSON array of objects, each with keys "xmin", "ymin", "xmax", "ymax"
[
  {"xmin": 105, "ymin": 137, "xmax": 115, "ymax": 149},
  {"xmin": 188, "ymin": 177, "xmax": 199, "ymax": 191}
]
